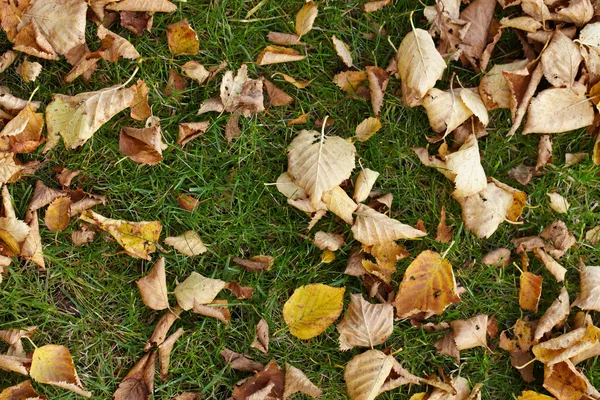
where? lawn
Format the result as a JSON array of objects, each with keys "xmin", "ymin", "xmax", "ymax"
[{"xmin": 1, "ymin": 0, "xmax": 600, "ymax": 398}]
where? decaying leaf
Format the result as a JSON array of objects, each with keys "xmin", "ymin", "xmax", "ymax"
[
  {"xmin": 178, "ymin": 122, "xmax": 209, "ymax": 146},
  {"xmin": 16, "ymin": 59, "xmax": 42, "ymax": 83},
  {"xmin": 119, "ymin": 125, "xmax": 164, "ymax": 166},
  {"xmin": 479, "ymin": 60, "xmax": 529, "ymax": 110},
  {"xmin": 106, "ymin": 0, "xmax": 177, "ymax": 12},
  {"xmin": 541, "ymin": 30, "xmax": 581, "ymax": 88},
  {"xmin": 314, "ymin": 231, "xmax": 345, "ymax": 251},
  {"xmin": 167, "ymin": 19, "xmax": 199, "ymax": 56},
  {"xmin": 30, "ymin": 344, "xmax": 91, "ymax": 397},
  {"xmin": 534, "ymin": 286, "xmax": 570, "ymax": 341},
  {"xmin": 194, "ymin": 299, "xmax": 231, "ymax": 324},
  {"xmin": 251, "ymin": 318, "xmax": 269, "ymax": 354},
  {"xmin": 233, "ymin": 361, "xmax": 284, "ymax": 400},
  {"xmin": 0, "ymin": 380, "xmax": 45, "ymax": 399},
  {"xmin": 221, "ymin": 348, "xmax": 264, "ymax": 372},
  {"xmin": 136, "ymin": 257, "xmax": 169, "ymax": 310},
  {"xmin": 283, "ymin": 283, "xmax": 345, "ymax": 339},
  {"xmin": 267, "ymin": 32, "xmax": 303, "ymax": 46},
  {"xmin": 352, "ymin": 204, "xmax": 426, "ymax": 246},
  {"xmin": 263, "ymin": 78, "xmax": 293, "ymax": 107},
  {"xmin": 333, "ymin": 71, "xmax": 369, "ymax": 97},
  {"xmin": 435, "ymin": 206, "xmax": 452, "ymax": 243},
  {"xmin": 44, "ymin": 196, "xmax": 71, "ymax": 232},
  {"xmin": 519, "ymin": 272, "xmax": 543, "ymax": 313},
  {"xmin": 354, "ymin": 169, "xmax": 380, "ymax": 203},
  {"xmin": 451, "ymin": 314, "xmax": 488, "ymax": 350},
  {"xmin": 114, "ymin": 351, "xmax": 157, "ymax": 400},
  {"xmin": 80, "ymin": 210, "xmax": 162, "ymax": 260},
  {"xmin": 337, "ymin": 293, "xmax": 393, "ymax": 350},
  {"xmin": 232, "ymin": 255, "xmax": 274, "ymax": 272},
  {"xmin": 543, "ymin": 361, "xmax": 588, "ymax": 400},
  {"xmin": 547, "ymin": 192, "xmax": 569, "ymax": 214},
  {"xmin": 164, "ymin": 231, "xmax": 207, "ymax": 256},
  {"xmin": 158, "ymin": 327, "xmax": 183, "ymax": 381},
  {"xmin": 177, "ymin": 193, "xmax": 200, "ymax": 212},
  {"xmin": 284, "ymin": 364, "xmax": 322, "ymax": 399},
  {"xmin": 144, "ymin": 307, "xmax": 182, "ymax": 351},
  {"xmin": 174, "ymin": 272, "xmax": 226, "ymax": 311},
  {"xmin": 332, "ymin": 35, "xmax": 353, "ymax": 67},
  {"xmin": 534, "ymin": 248, "xmax": 566, "ymax": 282},
  {"xmin": 573, "ymin": 266, "xmax": 600, "ymax": 311}
]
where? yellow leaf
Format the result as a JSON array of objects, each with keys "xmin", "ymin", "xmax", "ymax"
[
  {"xmin": 394, "ymin": 250, "xmax": 460, "ymax": 319},
  {"xmin": 519, "ymin": 272, "xmax": 542, "ymax": 313},
  {"xmin": 174, "ymin": 272, "xmax": 226, "ymax": 310},
  {"xmin": 283, "ymin": 284, "xmax": 345, "ymax": 339},
  {"xmin": 167, "ymin": 19, "xmax": 199, "ymax": 56},
  {"xmin": 30, "ymin": 344, "xmax": 91, "ymax": 397},
  {"xmin": 80, "ymin": 210, "xmax": 162, "ymax": 260},
  {"xmin": 295, "ymin": 1, "xmax": 318, "ymax": 37},
  {"xmin": 518, "ymin": 390, "xmax": 556, "ymax": 400},
  {"xmin": 44, "ymin": 196, "xmax": 72, "ymax": 232}
]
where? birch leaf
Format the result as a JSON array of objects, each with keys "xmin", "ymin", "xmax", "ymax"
[
  {"xmin": 30, "ymin": 345, "xmax": 91, "ymax": 398},
  {"xmin": 534, "ymin": 286, "xmax": 570, "ymax": 341},
  {"xmin": 337, "ymin": 294, "xmax": 393, "ymax": 350},
  {"xmin": 572, "ymin": 266, "xmax": 600, "ymax": 311},
  {"xmin": 451, "ymin": 314, "xmax": 488, "ymax": 350},
  {"xmin": 352, "ymin": 204, "xmax": 426, "ymax": 246},
  {"xmin": 332, "ymin": 35, "xmax": 353, "ymax": 67},
  {"xmin": 174, "ymin": 272, "xmax": 226, "ymax": 311},
  {"xmin": 541, "ymin": 30, "xmax": 581, "ymax": 88},
  {"xmin": 295, "ymin": 1, "xmax": 318, "ymax": 37},
  {"xmin": 284, "ymin": 364, "xmax": 322, "ymax": 399},
  {"xmin": 164, "ymin": 231, "xmax": 207, "ymax": 256},
  {"xmin": 136, "ymin": 257, "xmax": 169, "ymax": 310},
  {"xmin": 106, "ymin": 0, "xmax": 177, "ymax": 12}
]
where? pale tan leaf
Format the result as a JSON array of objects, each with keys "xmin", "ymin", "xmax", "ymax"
[
  {"xmin": 287, "ymin": 129, "xmax": 356, "ymax": 208},
  {"xmin": 0, "ymin": 50, "xmax": 16, "ymax": 73},
  {"xmin": 181, "ymin": 61, "xmax": 210, "ymax": 84},
  {"xmin": 543, "ymin": 361, "xmax": 588, "ymax": 400},
  {"xmin": 30, "ymin": 344, "xmax": 91, "ymax": 397},
  {"xmin": 314, "ymin": 231, "xmax": 345, "ymax": 251},
  {"xmin": 479, "ymin": 60, "xmax": 529, "ymax": 110},
  {"xmin": 451, "ymin": 314, "xmax": 488, "ymax": 350},
  {"xmin": 578, "ymin": 22, "xmax": 600, "ymax": 47},
  {"xmin": 363, "ymin": 0, "xmax": 391, "ymax": 12},
  {"xmin": 459, "ymin": 88, "xmax": 489, "ymax": 126},
  {"xmin": 0, "ymin": 354, "xmax": 31, "ymax": 375},
  {"xmin": 423, "ymin": 88, "xmax": 473, "ymax": 136},
  {"xmin": 352, "ymin": 204, "xmax": 425, "ymax": 246},
  {"xmin": 275, "ymin": 172, "xmax": 307, "ymax": 200},
  {"xmin": 267, "ymin": 32, "xmax": 303, "ymax": 46},
  {"xmin": 45, "ymin": 83, "xmax": 137, "ymax": 151},
  {"xmin": 500, "ymin": 16, "xmax": 543, "ymax": 32},
  {"xmin": 0, "ymin": 380, "xmax": 44, "ymax": 399},
  {"xmin": 573, "ymin": 266, "xmax": 600, "ymax": 311},
  {"xmin": 295, "ymin": 1, "xmax": 318, "ymax": 37},
  {"xmin": 284, "ymin": 364, "xmax": 322, "ymax": 399},
  {"xmin": 533, "ymin": 324, "xmax": 600, "ymax": 366},
  {"xmin": 354, "ymin": 169, "xmax": 379, "ymax": 203},
  {"xmin": 541, "ymin": 30, "xmax": 581, "ymax": 88},
  {"xmin": 144, "ymin": 307, "xmax": 182, "ymax": 351},
  {"xmin": 523, "ymin": 87, "xmax": 594, "ymax": 135},
  {"xmin": 158, "ymin": 327, "xmax": 183, "ymax": 381},
  {"xmin": 164, "ymin": 231, "xmax": 207, "ymax": 256},
  {"xmin": 177, "ymin": 121, "xmax": 209, "ymax": 146},
  {"xmin": 553, "ymin": 0, "xmax": 593, "ymax": 26},
  {"xmin": 174, "ymin": 272, "xmax": 226, "ymax": 310},
  {"xmin": 534, "ymin": 248, "xmax": 566, "ymax": 282},
  {"xmin": 106, "ymin": 0, "xmax": 177, "ymax": 12},
  {"xmin": 332, "ymin": 35, "xmax": 353, "ymax": 67},
  {"xmin": 114, "ymin": 351, "xmax": 156, "ymax": 400},
  {"xmin": 272, "ymin": 72, "xmax": 310, "ymax": 88},
  {"xmin": 337, "ymin": 293, "xmax": 393, "ymax": 350},
  {"xmin": 482, "ymin": 248, "xmax": 511, "ymax": 267},
  {"xmin": 547, "ymin": 192, "xmax": 569, "ymax": 214},
  {"xmin": 322, "ymin": 186, "xmax": 357, "ymax": 225},
  {"xmin": 355, "ymin": 117, "xmax": 382, "ymax": 142},
  {"xmin": 16, "ymin": 59, "xmax": 42, "ymax": 83},
  {"xmin": 534, "ymin": 286, "xmax": 569, "ymax": 341},
  {"xmin": 193, "ymin": 299, "xmax": 231, "ymax": 322},
  {"xmin": 97, "ymin": 25, "xmax": 140, "ymax": 61},
  {"xmin": 136, "ymin": 257, "xmax": 169, "ymax": 310},
  {"xmin": 251, "ymin": 318, "xmax": 269, "ymax": 354},
  {"xmin": 256, "ymin": 46, "xmax": 306, "ymax": 66},
  {"xmin": 220, "ymin": 65, "xmax": 264, "ymax": 116},
  {"xmin": 0, "ymin": 153, "xmax": 24, "ymax": 187},
  {"xmin": 333, "ymin": 71, "xmax": 368, "ymax": 96},
  {"xmin": 396, "ymin": 28, "xmax": 446, "ymax": 107},
  {"xmin": 586, "ymin": 226, "xmax": 600, "ymax": 245}
]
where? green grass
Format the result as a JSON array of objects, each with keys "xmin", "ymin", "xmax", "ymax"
[{"xmin": 1, "ymin": 0, "xmax": 600, "ymax": 398}]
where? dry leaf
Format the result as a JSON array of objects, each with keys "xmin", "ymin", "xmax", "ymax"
[
  {"xmin": 363, "ymin": 0, "xmax": 391, "ymax": 12},
  {"xmin": 0, "ymin": 379, "xmax": 45, "ymax": 398},
  {"xmin": 534, "ymin": 248, "xmax": 566, "ymax": 282},
  {"xmin": 586, "ymin": 226, "xmax": 600, "ymax": 245},
  {"xmin": 344, "ymin": 349, "xmax": 420, "ymax": 400},
  {"xmin": 435, "ymin": 331, "xmax": 460, "ymax": 362},
  {"xmin": 543, "ymin": 361, "xmax": 587, "ymax": 400},
  {"xmin": 564, "ymin": 153, "xmax": 586, "ymax": 168},
  {"xmin": 267, "ymin": 32, "xmax": 303, "ymax": 46},
  {"xmin": 547, "ymin": 193, "xmax": 569, "ymax": 214},
  {"xmin": 30, "ymin": 344, "xmax": 91, "ymax": 397},
  {"xmin": 283, "ymin": 283, "xmax": 345, "ymax": 339},
  {"xmin": 174, "ymin": 393, "xmax": 201, "ymax": 400},
  {"xmin": 158, "ymin": 327, "xmax": 183, "ymax": 381},
  {"xmin": 177, "ymin": 121, "xmax": 209, "ymax": 146},
  {"xmin": 167, "ymin": 19, "xmax": 199, "ymax": 56},
  {"xmin": 479, "ymin": 60, "xmax": 529, "ymax": 110},
  {"xmin": 284, "ymin": 364, "xmax": 322, "ymax": 399},
  {"xmin": 233, "ymin": 360, "xmax": 284, "ymax": 400},
  {"xmin": 458, "ymin": 0, "xmax": 496, "ymax": 67},
  {"xmin": 572, "ymin": 266, "xmax": 600, "ymax": 311},
  {"xmin": 396, "ymin": 28, "xmax": 446, "ymax": 107},
  {"xmin": 481, "ymin": 248, "xmax": 511, "ymax": 267},
  {"xmin": 257, "ymin": 46, "xmax": 306, "ymax": 66},
  {"xmin": 119, "ymin": 125, "xmax": 164, "ymax": 165},
  {"xmin": 0, "ymin": 105, "xmax": 45, "ymax": 154},
  {"xmin": 181, "ymin": 61, "xmax": 210, "ymax": 84},
  {"xmin": 136, "ymin": 257, "xmax": 169, "ymax": 310},
  {"xmin": 332, "ymin": 35, "xmax": 353, "ymax": 67},
  {"xmin": 435, "ymin": 206, "xmax": 452, "ymax": 243},
  {"xmin": 333, "ymin": 71, "xmax": 368, "ymax": 96},
  {"xmin": 394, "ymin": 250, "xmax": 460, "ymax": 319},
  {"xmin": 225, "ymin": 281, "xmax": 254, "ymax": 299},
  {"xmin": 542, "ymin": 30, "xmax": 581, "ymax": 88},
  {"xmin": 352, "ymin": 204, "xmax": 426, "ymax": 246},
  {"xmin": 80, "ymin": 210, "xmax": 162, "ymax": 260},
  {"xmin": 56, "ymin": 169, "xmax": 81, "ymax": 188},
  {"xmin": 16, "ymin": 59, "xmax": 42, "ymax": 83},
  {"xmin": 164, "ymin": 231, "xmax": 207, "ymax": 256},
  {"xmin": 354, "ymin": 169, "xmax": 379, "ymax": 203},
  {"xmin": 263, "ymin": 78, "xmax": 293, "ymax": 107},
  {"xmin": 0, "ymin": 50, "xmax": 16, "ymax": 73},
  {"xmin": 520, "ymin": 271, "xmax": 543, "ymax": 313},
  {"xmin": 272, "ymin": 72, "xmax": 310, "ymax": 89},
  {"xmin": 45, "ymin": 82, "xmax": 137, "ymax": 151},
  {"xmin": 144, "ymin": 307, "xmax": 182, "ymax": 350},
  {"xmin": 288, "ymin": 112, "xmax": 309, "ymax": 126},
  {"xmin": 0, "ymin": 354, "xmax": 30, "ymax": 375},
  {"xmin": 533, "ymin": 324, "xmax": 600, "ymax": 365},
  {"xmin": 130, "ymin": 80, "xmax": 152, "ymax": 121},
  {"xmin": 541, "ymin": 220, "xmax": 576, "ymax": 257},
  {"xmin": 44, "ymin": 196, "xmax": 71, "ymax": 232},
  {"xmin": 28, "ymin": 180, "xmax": 65, "ymax": 212},
  {"xmin": 337, "ymin": 293, "xmax": 393, "ymax": 350},
  {"xmin": 232, "ymin": 255, "xmax": 273, "ymax": 272},
  {"xmin": 164, "ymin": 68, "xmax": 187, "ymax": 96},
  {"xmin": 114, "ymin": 351, "xmax": 156, "ymax": 400},
  {"xmin": 221, "ymin": 348, "xmax": 264, "ymax": 372},
  {"xmin": 97, "ymin": 25, "xmax": 140, "ymax": 62},
  {"xmin": 534, "ymin": 286, "xmax": 569, "ymax": 341},
  {"xmin": 366, "ymin": 66, "xmax": 389, "ymax": 117},
  {"xmin": 314, "ymin": 231, "xmax": 345, "ymax": 251},
  {"xmin": 174, "ymin": 272, "xmax": 226, "ymax": 310},
  {"xmin": 322, "ymin": 186, "xmax": 357, "ymax": 225},
  {"xmin": 355, "ymin": 117, "xmax": 382, "ymax": 142},
  {"xmin": 220, "ymin": 65, "xmax": 264, "ymax": 116},
  {"xmin": 295, "ymin": 1, "xmax": 318, "ymax": 37},
  {"xmin": 451, "ymin": 314, "xmax": 488, "ymax": 350},
  {"xmin": 251, "ymin": 318, "xmax": 269, "ymax": 354},
  {"xmin": 106, "ymin": 0, "xmax": 177, "ymax": 12},
  {"xmin": 422, "ymin": 88, "xmax": 475, "ymax": 138},
  {"xmin": 504, "ymin": 61, "xmax": 544, "ymax": 136}
]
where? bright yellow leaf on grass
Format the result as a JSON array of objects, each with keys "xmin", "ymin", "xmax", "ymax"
[
  {"xmin": 30, "ymin": 344, "xmax": 91, "ymax": 397},
  {"xmin": 283, "ymin": 284, "xmax": 345, "ymax": 339},
  {"xmin": 518, "ymin": 390, "xmax": 556, "ymax": 400}
]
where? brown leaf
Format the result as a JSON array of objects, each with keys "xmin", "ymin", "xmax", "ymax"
[
  {"xmin": 435, "ymin": 331, "xmax": 460, "ymax": 362},
  {"xmin": 295, "ymin": 1, "xmax": 318, "ymax": 37},
  {"xmin": 543, "ymin": 361, "xmax": 587, "ymax": 400},
  {"xmin": 435, "ymin": 206, "xmax": 452, "ymax": 243},
  {"xmin": 451, "ymin": 314, "xmax": 488, "ymax": 350},
  {"xmin": 511, "ymin": 350, "xmax": 535, "ymax": 383},
  {"xmin": 333, "ymin": 71, "xmax": 368, "ymax": 97},
  {"xmin": 173, "ymin": 393, "xmax": 201, "ymax": 400},
  {"xmin": 224, "ymin": 281, "xmax": 254, "ymax": 299},
  {"xmin": 177, "ymin": 121, "xmax": 209, "ymax": 146},
  {"xmin": 232, "ymin": 255, "xmax": 273, "ymax": 272},
  {"xmin": 221, "ymin": 348, "xmax": 264, "ymax": 373},
  {"xmin": 144, "ymin": 307, "xmax": 182, "ymax": 351},
  {"xmin": 534, "ymin": 248, "xmax": 566, "ymax": 282},
  {"xmin": 363, "ymin": 0, "xmax": 391, "ymax": 12},
  {"xmin": 130, "ymin": 80, "xmax": 152, "ymax": 121},
  {"xmin": 71, "ymin": 225, "xmax": 96, "ymax": 247},
  {"xmin": 167, "ymin": 19, "xmax": 199, "ymax": 56},
  {"xmin": 106, "ymin": 0, "xmax": 177, "ymax": 12},
  {"xmin": 0, "ymin": 50, "xmax": 16, "ymax": 74},
  {"xmin": 572, "ymin": 266, "xmax": 600, "ymax": 311},
  {"xmin": 504, "ymin": 61, "xmax": 544, "ymax": 136},
  {"xmin": 366, "ymin": 66, "xmax": 389, "ymax": 117},
  {"xmin": 394, "ymin": 250, "xmax": 460, "ymax": 319},
  {"xmin": 56, "ymin": 168, "xmax": 81, "ymax": 188},
  {"xmin": 220, "ymin": 65, "xmax": 264, "ymax": 116},
  {"xmin": 114, "ymin": 351, "xmax": 157, "ymax": 400},
  {"xmin": 136, "ymin": 257, "xmax": 169, "ymax": 310},
  {"xmin": 540, "ymin": 220, "xmax": 576, "ymax": 256},
  {"xmin": 97, "ymin": 25, "xmax": 140, "ymax": 62},
  {"xmin": 233, "ymin": 360, "xmax": 284, "ymax": 400},
  {"xmin": 256, "ymin": 46, "xmax": 306, "ymax": 66},
  {"xmin": 225, "ymin": 114, "xmax": 241, "ymax": 142},
  {"xmin": 458, "ymin": 0, "xmax": 496, "ymax": 67},
  {"xmin": 251, "ymin": 318, "xmax": 269, "ymax": 354},
  {"xmin": 337, "ymin": 293, "xmax": 393, "ymax": 350},
  {"xmin": 16, "ymin": 58, "xmax": 42, "ymax": 83},
  {"xmin": 192, "ymin": 299, "xmax": 231, "ymax": 323},
  {"xmin": 0, "ymin": 380, "xmax": 46, "ymax": 399},
  {"xmin": 479, "ymin": 60, "xmax": 529, "ymax": 110},
  {"xmin": 44, "ymin": 196, "xmax": 71, "ymax": 232},
  {"xmin": 314, "ymin": 231, "xmax": 345, "ymax": 251},
  {"xmin": 481, "ymin": 248, "xmax": 511, "ymax": 267},
  {"xmin": 267, "ymin": 32, "xmax": 303, "ymax": 46},
  {"xmin": 263, "ymin": 78, "xmax": 293, "ymax": 107},
  {"xmin": 30, "ymin": 344, "xmax": 91, "ymax": 397},
  {"xmin": 120, "ymin": 11, "xmax": 153, "ymax": 36},
  {"xmin": 158, "ymin": 327, "xmax": 183, "ymax": 381},
  {"xmin": 177, "ymin": 193, "xmax": 199, "ymax": 212},
  {"xmin": 352, "ymin": 204, "xmax": 426, "ymax": 246},
  {"xmin": 164, "ymin": 69, "xmax": 188, "ymax": 97},
  {"xmin": 284, "ymin": 364, "xmax": 322, "ymax": 399}
]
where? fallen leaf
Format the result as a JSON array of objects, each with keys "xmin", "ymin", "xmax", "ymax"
[
  {"xmin": 564, "ymin": 153, "xmax": 586, "ymax": 167},
  {"xmin": 173, "ymin": 393, "xmax": 201, "ymax": 400},
  {"xmin": 80, "ymin": 210, "xmax": 162, "ymax": 260},
  {"xmin": 287, "ymin": 112, "xmax": 309, "ymax": 126},
  {"xmin": 332, "ymin": 35, "xmax": 353, "ymax": 67},
  {"xmin": 517, "ymin": 390, "xmax": 556, "ymax": 400},
  {"xmin": 534, "ymin": 248, "xmax": 566, "ymax": 282},
  {"xmin": 396, "ymin": 28, "xmax": 446, "ymax": 107},
  {"xmin": 167, "ymin": 19, "xmax": 199, "ymax": 56},
  {"xmin": 28, "ymin": 181, "xmax": 65, "ymax": 212},
  {"xmin": 458, "ymin": 0, "xmax": 496, "ymax": 68},
  {"xmin": 394, "ymin": 250, "xmax": 460, "ymax": 319},
  {"xmin": 106, "ymin": 0, "xmax": 177, "ymax": 12},
  {"xmin": 177, "ymin": 193, "xmax": 199, "ymax": 212},
  {"xmin": 251, "ymin": 318, "xmax": 269, "ymax": 354},
  {"xmin": 136, "ymin": 257, "xmax": 169, "ymax": 310},
  {"xmin": 520, "ymin": 271, "xmax": 543, "ymax": 313},
  {"xmin": 479, "ymin": 60, "xmax": 529, "ymax": 110},
  {"xmin": 435, "ymin": 206, "xmax": 452, "ymax": 243},
  {"xmin": 263, "ymin": 78, "xmax": 293, "ymax": 107},
  {"xmin": 367, "ymin": 66, "xmax": 389, "ymax": 117},
  {"xmin": 30, "ymin": 344, "xmax": 91, "ymax": 397},
  {"xmin": 221, "ymin": 348, "xmax": 264, "ymax": 372},
  {"xmin": 547, "ymin": 192, "xmax": 569, "ymax": 214},
  {"xmin": 256, "ymin": 46, "xmax": 306, "ymax": 66},
  {"xmin": 435, "ymin": 331, "xmax": 460, "ymax": 362},
  {"xmin": 0, "ymin": 380, "xmax": 45, "ymax": 399},
  {"xmin": 361, "ymin": 241, "xmax": 408, "ymax": 283},
  {"xmin": 267, "ymin": 32, "xmax": 303, "ymax": 46},
  {"xmin": 333, "ymin": 71, "xmax": 369, "ymax": 97},
  {"xmin": 283, "ymin": 283, "xmax": 345, "ymax": 339},
  {"xmin": 233, "ymin": 360, "xmax": 284, "ymax": 400},
  {"xmin": 272, "ymin": 72, "xmax": 310, "ymax": 89},
  {"xmin": 586, "ymin": 226, "xmax": 600, "ymax": 245},
  {"xmin": 572, "ymin": 266, "xmax": 600, "ymax": 311},
  {"xmin": 504, "ymin": 61, "xmax": 544, "ymax": 136},
  {"xmin": 20, "ymin": 211, "xmax": 44, "ymax": 269},
  {"xmin": 164, "ymin": 231, "xmax": 207, "ymax": 256},
  {"xmin": 0, "ymin": 105, "xmax": 45, "ymax": 154},
  {"xmin": 541, "ymin": 220, "xmax": 576, "ymax": 256},
  {"xmin": 533, "ymin": 324, "xmax": 600, "ymax": 365},
  {"xmin": 422, "ymin": 88, "xmax": 475, "ymax": 138},
  {"xmin": 164, "ymin": 68, "xmax": 187, "ymax": 96},
  {"xmin": 354, "ymin": 168, "xmax": 380, "ymax": 203},
  {"xmin": 284, "ymin": 364, "xmax": 322, "ymax": 399},
  {"xmin": 363, "ymin": 0, "xmax": 391, "ymax": 12},
  {"xmin": 177, "ymin": 121, "xmax": 209, "ymax": 146},
  {"xmin": 97, "ymin": 25, "xmax": 140, "ymax": 62},
  {"xmin": 337, "ymin": 293, "xmax": 393, "ymax": 350},
  {"xmin": 44, "ymin": 196, "xmax": 71, "ymax": 232},
  {"xmin": 352, "ymin": 204, "xmax": 426, "ymax": 246},
  {"xmin": 56, "ymin": 169, "xmax": 81, "ymax": 188},
  {"xmin": 542, "ymin": 30, "xmax": 581, "ymax": 88},
  {"xmin": 193, "ymin": 300, "xmax": 228, "ymax": 322},
  {"xmin": 174, "ymin": 272, "xmax": 226, "ymax": 310},
  {"xmin": 119, "ymin": 124, "xmax": 164, "ymax": 165},
  {"xmin": 225, "ymin": 281, "xmax": 254, "ymax": 299},
  {"xmin": 0, "ymin": 51, "xmax": 16, "ymax": 74},
  {"xmin": 287, "ymin": 129, "xmax": 356, "ymax": 208},
  {"xmin": 543, "ymin": 361, "xmax": 587, "ymax": 400},
  {"xmin": 220, "ymin": 65, "xmax": 264, "ymax": 116},
  {"xmin": 0, "ymin": 354, "xmax": 30, "ymax": 375},
  {"xmin": 553, "ymin": 0, "xmax": 593, "ymax": 26},
  {"xmin": 231, "ymin": 255, "xmax": 273, "ymax": 272},
  {"xmin": 534, "ymin": 286, "xmax": 570, "ymax": 341},
  {"xmin": 16, "ymin": 58, "xmax": 42, "ymax": 83},
  {"xmin": 158, "ymin": 327, "xmax": 183, "ymax": 381},
  {"xmin": 451, "ymin": 314, "xmax": 488, "ymax": 350},
  {"xmin": 144, "ymin": 307, "xmax": 182, "ymax": 351},
  {"xmin": 130, "ymin": 80, "xmax": 152, "ymax": 121},
  {"xmin": 322, "ymin": 186, "xmax": 357, "ymax": 225},
  {"xmin": 314, "ymin": 231, "xmax": 345, "ymax": 251},
  {"xmin": 295, "ymin": 1, "xmax": 318, "ymax": 37},
  {"xmin": 355, "ymin": 117, "xmax": 382, "ymax": 142},
  {"xmin": 512, "ymin": 350, "xmax": 535, "ymax": 383},
  {"xmin": 114, "ymin": 351, "xmax": 156, "ymax": 400}
]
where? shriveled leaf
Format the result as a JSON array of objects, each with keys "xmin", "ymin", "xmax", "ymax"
[
  {"xmin": 435, "ymin": 206, "xmax": 452, "ymax": 243},
  {"xmin": 333, "ymin": 71, "xmax": 368, "ymax": 96},
  {"xmin": 251, "ymin": 318, "xmax": 269, "ymax": 354},
  {"xmin": 174, "ymin": 271, "xmax": 226, "ymax": 310},
  {"xmin": 352, "ymin": 204, "xmax": 426, "ymax": 246},
  {"xmin": 479, "ymin": 60, "xmax": 529, "ymax": 110},
  {"xmin": 21, "ymin": 210, "xmax": 44, "ymax": 270},
  {"xmin": 534, "ymin": 248, "xmax": 566, "ymax": 282},
  {"xmin": 17, "ymin": 59, "xmax": 42, "ymax": 83},
  {"xmin": 30, "ymin": 345, "xmax": 91, "ymax": 397},
  {"xmin": 167, "ymin": 19, "xmax": 199, "ymax": 56},
  {"xmin": 423, "ymin": 88, "xmax": 474, "ymax": 137},
  {"xmin": 0, "ymin": 354, "xmax": 30, "ymax": 375},
  {"xmin": 225, "ymin": 281, "xmax": 254, "ymax": 299},
  {"xmin": 114, "ymin": 351, "xmax": 156, "ymax": 400},
  {"xmin": 520, "ymin": 272, "xmax": 543, "ymax": 313},
  {"xmin": 295, "ymin": 1, "xmax": 318, "ymax": 37},
  {"xmin": 80, "ymin": 210, "xmax": 162, "ymax": 260},
  {"xmin": 534, "ymin": 286, "xmax": 570, "ymax": 341},
  {"xmin": 314, "ymin": 231, "xmax": 345, "ymax": 251},
  {"xmin": 164, "ymin": 230, "xmax": 207, "ymax": 256},
  {"xmin": 547, "ymin": 192, "xmax": 569, "ymax": 214},
  {"xmin": 232, "ymin": 255, "xmax": 273, "ymax": 272},
  {"xmin": 543, "ymin": 361, "xmax": 587, "ymax": 400},
  {"xmin": 106, "ymin": 0, "xmax": 177, "ymax": 12},
  {"xmin": 0, "ymin": 380, "xmax": 45, "ymax": 399},
  {"xmin": 28, "ymin": 181, "xmax": 65, "ymax": 213},
  {"xmin": 178, "ymin": 122, "xmax": 209, "ymax": 146},
  {"xmin": 43, "ymin": 196, "xmax": 71, "ymax": 232},
  {"xmin": 394, "ymin": 250, "xmax": 460, "ymax": 319},
  {"xmin": 572, "ymin": 266, "xmax": 600, "ymax": 311},
  {"xmin": 322, "ymin": 186, "xmax": 357, "ymax": 225},
  {"xmin": 283, "ymin": 283, "xmax": 345, "ymax": 340},
  {"xmin": 130, "ymin": 80, "xmax": 152, "ymax": 121},
  {"xmin": 354, "ymin": 169, "xmax": 379, "ymax": 203},
  {"xmin": 192, "ymin": 299, "xmax": 230, "ymax": 323},
  {"xmin": 451, "ymin": 314, "xmax": 488, "ymax": 350},
  {"xmin": 533, "ymin": 324, "xmax": 600, "ymax": 365},
  {"xmin": 284, "ymin": 364, "xmax": 322, "ymax": 399},
  {"xmin": 366, "ymin": 66, "xmax": 389, "ymax": 117},
  {"xmin": 221, "ymin": 348, "xmax": 264, "ymax": 373},
  {"xmin": 337, "ymin": 293, "xmax": 393, "ymax": 350},
  {"xmin": 158, "ymin": 327, "xmax": 183, "ymax": 381},
  {"xmin": 257, "ymin": 46, "xmax": 306, "ymax": 66},
  {"xmin": 263, "ymin": 78, "xmax": 293, "ymax": 107},
  {"xmin": 233, "ymin": 360, "xmax": 284, "ymax": 400},
  {"xmin": 144, "ymin": 307, "xmax": 182, "ymax": 351},
  {"xmin": 267, "ymin": 32, "xmax": 303, "ymax": 46},
  {"xmin": 97, "ymin": 25, "xmax": 140, "ymax": 61},
  {"xmin": 504, "ymin": 62, "xmax": 544, "ymax": 136},
  {"xmin": 435, "ymin": 331, "xmax": 460, "ymax": 362},
  {"xmin": 136, "ymin": 257, "xmax": 169, "ymax": 310}
]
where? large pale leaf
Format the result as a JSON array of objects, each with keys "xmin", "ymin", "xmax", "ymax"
[
  {"xmin": 394, "ymin": 250, "xmax": 460, "ymax": 319},
  {"xmin": 396, "ymin": 29, "xmax": 446, "ymax": 107},
  {"xmin": 572, "ymin": 266, "xmax": 600, "ymax": 311},
  {"xmin": 45, "ymin": 83, "xmax": 137, "ymax": 151},
  {"xmin": 79, "ymin": 210, "xmax": 162, "ymax": 260},
  {"xmin": 173, "ymin": 272, "xmax": 226, "ymax": 311},
  {"xmin": 295, "ymin": 1, "xmax": 318, "ymax": 37},
  {"xmin": 106, "ymin": 0, "xmax": 177, "ymax": 12},
  {"xmin": 30, "ymin": 345, "xmax": 91, "ymax": 397},
  {"xmin": 422, "ymin": 88, "xmax": 473, "ymax": 136},
  {"xmin": 532, "ymin": 324, "xmax": 600, "ymax": 365},
  {"xmin": 337, "ymin": 293, "xmax": 393, "ymax": 350},
  {"xmin": 352, "ymin": 204, "xmax": 426, "ymax": 246},
  {"xmin": 283, "ymin": 284, "xmax": 345, "ymax": 339},
  {"xmin": 287, "ymin": 129, "xmax": 356, "ymax": 208},
  {"xmin": 541, "ymin": 30, "xmax": 582, "ymax": 88},
  {"xmin": 136, "ymin": 257, "xmax": 169, "ymax": 310}
]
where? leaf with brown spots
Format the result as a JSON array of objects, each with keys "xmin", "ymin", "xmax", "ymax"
[
  {"xmin": 30, "ymin": 344, "xmax": 91, "ymax": 397},
  {"xmin": 166, "ymin": 19, "xmax": 199, "ymax": 56}
]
